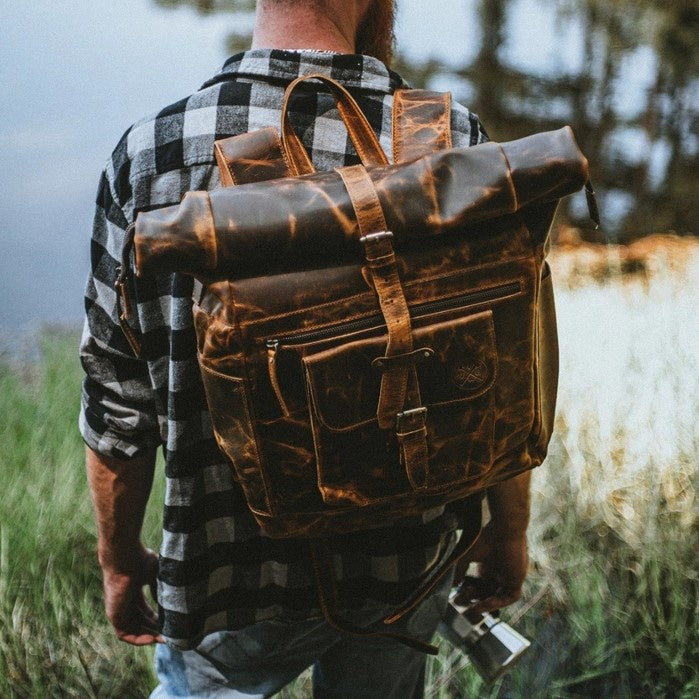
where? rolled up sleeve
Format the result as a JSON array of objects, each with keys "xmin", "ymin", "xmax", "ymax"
[{"xmin": 79, "ymin": 168, "xmax": 161, "ymax": 459}]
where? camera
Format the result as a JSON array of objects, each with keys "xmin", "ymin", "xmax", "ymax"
[{"xmin": 437, "ymin": 590, "xmax": 531, "ymax": 684}]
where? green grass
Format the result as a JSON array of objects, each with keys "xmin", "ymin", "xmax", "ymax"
[
  {"xmin": 0, "ymin": 333, "xmax": 163, "ymax": 698},
  {"xmin": 429, "ymin": 467, "xmax": 698, "ymax": 699},
  {"xmin": 1, "ymin": 248, "xmax": 697, "ymax": 698}
]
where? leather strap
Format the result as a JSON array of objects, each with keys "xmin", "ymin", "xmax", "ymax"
[
  {"xmin": 382, "ymin": 496, "xmax": 482, "ymax": 625},
  {"xmin": 115, "ymin": 223, "xmax": 142, "ymax": 357},
  {"xmin": 396, "ymin": 407, "xmax": 429, "ymax": 489},
  {"xmin": 309, "ymin": 496, "xmax": 482, "ymax": 654},
  {"xmin": 393, "ymin": 89, "xmax": 452, "ymax": 164},
  {"xmin": 336, "ymin": 164, "xmax": 388, "ymax": 235},
  {"xmin": 362, "ymin": 231, "xmax": 413, "ymax": 430},
  {"xmin": 309, "ymin": 539, "xmax": 440, "ymax": 655},
  {"xmin": 337, "ymin": 165, "xmax": 416, "ymax": 431},
  {"xmin": 281, "ymin": 73, "xmax": 389, "ymax": 175}
]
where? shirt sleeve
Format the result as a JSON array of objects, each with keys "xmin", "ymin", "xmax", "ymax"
[
  {"xmin": 449, "ymin": 102, "xmax": 490, "ymax": 147},
  {"xmin": 79, "ymin": 166, "xmax": 161, "ymax": 459}
]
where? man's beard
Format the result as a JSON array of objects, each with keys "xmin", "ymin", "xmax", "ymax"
[{"xmin": 355, "ymin": 0, "xmax": 396, "ymax": 66}]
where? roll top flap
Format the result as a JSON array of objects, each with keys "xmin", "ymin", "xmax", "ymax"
[
  {"xmin": 134, "ymin": 190, "xmax": 216, "ymax": 276},
  {"xmin": 133, "ymin": 128, "xmax": 589, "ymax": 278},
  {"xmin": 502, "ymin": 126, "xmax": 590, "ymax": 207}
]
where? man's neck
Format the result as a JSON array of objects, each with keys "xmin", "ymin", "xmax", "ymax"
[{"xmin": 251, "ymin": 2, "xmax": 363, "ymax": 54}]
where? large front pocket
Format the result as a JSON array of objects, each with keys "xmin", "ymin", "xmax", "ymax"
[
  {"xmin": 302, "ymin": 310, "xmax": 498, "ymax": 506},
  {"xmin": 199, "ymin": 364, "xmax": 271, "ymax": 515}
]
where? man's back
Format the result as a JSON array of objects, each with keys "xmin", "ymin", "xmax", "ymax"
[
  {"xmin": 81, "ymin": 4, "xmax": 533, "ymax": 697},
  {"xmin": 81, "ymin": 47, "xmax": 488, "ymax": 650}
]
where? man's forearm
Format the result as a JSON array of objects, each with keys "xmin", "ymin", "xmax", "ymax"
[
  {"xmin": 454, "ymin": 471, "xmax": 532, "ymax": 612},
  {"xmin": 85, "ymin": 446, "xmax": 156, "ymax": 571},
  {"xmin": 486, "ymin": 470, "xmax": 531, "ymax": 538}
]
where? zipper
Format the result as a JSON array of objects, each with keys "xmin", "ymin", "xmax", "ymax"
[
  {"xmin": 267, "ymin": 340, "xmax": 291, "ymax": 417},
  {"xmin": 264, "ymin": 281, "xmax": 521, "ymax": 415},
  {"xmin": 266, "ymin": 281, "xmax": 521, "ymax": 348}
]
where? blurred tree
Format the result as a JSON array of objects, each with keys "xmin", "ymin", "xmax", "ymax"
[
  {"xmin": 153, "ymin": 0, "xmax": 697, "ymax": 239},
  {"xmin": 637, "ymin": 1, "xmax": 698, "ymax": 237},
  {"xmin": 397, "ymin": 0, "xmax": 697, "ymax": 239}
]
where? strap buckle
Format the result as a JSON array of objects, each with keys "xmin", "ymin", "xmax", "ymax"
[
  {"xmin": 359, "ymin": 230, "xmax": 393, "ymax": 245},
  {"xmin": 396, "ymin": 406, "xmax": 427, "ymax": 432}
]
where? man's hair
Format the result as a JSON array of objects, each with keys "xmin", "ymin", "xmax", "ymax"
[
  {"xmin": 263, "ymin": 0, "xmax": 326, "ymax": 6},
  {"xmin": 355, "ymin": 1, "xmax": 396, "ymax": 66}
]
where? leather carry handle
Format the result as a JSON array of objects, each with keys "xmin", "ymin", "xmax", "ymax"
[{"xmin": 281, "ymin": 73, "xmax": 389, "ymax": 175}]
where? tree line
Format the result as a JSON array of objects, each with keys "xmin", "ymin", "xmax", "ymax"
[{"xmin": 155, "ymin": 0, "xmax": 698, "ymax": 240}]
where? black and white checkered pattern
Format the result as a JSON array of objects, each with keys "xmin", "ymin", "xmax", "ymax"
[{"xmin": 80, "ymin": 49, "xmax": 488, "ymax": 649}]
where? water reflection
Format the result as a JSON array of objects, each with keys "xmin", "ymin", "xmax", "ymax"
[{"xmin": 154, "ymin": 0, "xmax": 698, "ymax": 241}]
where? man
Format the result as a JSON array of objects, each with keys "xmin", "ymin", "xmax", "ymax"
[{"xmin": 81, "ymin": 1, "xmax": 531, "ymax": 696}]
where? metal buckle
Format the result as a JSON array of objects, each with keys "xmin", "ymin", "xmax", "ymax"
[
  {"xmin": 396, "ymin": 406, "xmax": 427, "ymax": 431},
  {"xmin": 359, "ymin": 230, "xmax": 393, "ymax": 245}
]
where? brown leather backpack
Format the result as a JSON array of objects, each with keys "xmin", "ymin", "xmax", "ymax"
[{"xmin": 118, "ymin": 74, "xmax": 597, "ymax": 651}]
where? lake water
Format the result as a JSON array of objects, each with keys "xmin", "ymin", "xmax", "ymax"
[{"xmin": 0, "ymin": 0, "xmax": 671, "ymax": 333}]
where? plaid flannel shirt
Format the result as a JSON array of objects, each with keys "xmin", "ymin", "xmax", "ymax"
[{"xmin": 80, "ymin": 49, "xmax": 488, "ymax": 649}]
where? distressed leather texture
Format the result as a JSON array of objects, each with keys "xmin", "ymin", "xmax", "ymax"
[
  {"xmin": 132, "ymin": 80, "xmax": 590, "ymax": 540},
  {"xmin": 214, "ymin": 127, "xmax": 291, "ymax": 186},
  {"xmin": 392, "ymin": 88, "xmax": 452, "ymax": 163},
  {"xmin": 135, "ymin": 128, "xmax": 588, "ymax": 279}
]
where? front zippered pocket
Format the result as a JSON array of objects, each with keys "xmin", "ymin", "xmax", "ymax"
[
  {"xmin": 266, "ymin": 281, "xmax": 521, "ymax": 348},
  {"xmin": 264, "ymin": 280, "xmax": 521, "ymax": 416}
]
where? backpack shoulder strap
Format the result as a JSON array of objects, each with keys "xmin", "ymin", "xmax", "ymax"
[{"xmin": 392, "ymin": 88, "xmax": 452, "ymax": 163}]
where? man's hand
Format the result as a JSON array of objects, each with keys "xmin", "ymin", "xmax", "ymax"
[
  {"xmin": 453, "ymin": 523, "xmax": 528, "ymax": 616},
  {"xmin": 102, "ymin": 546, "xmax": 163, "ymax": 645},
  {"xmin": 85, "ymin": 446, "xmax": 162, "ymax": 645},
  {"xmin": 454, "ymin": 471, "xmax": 531, "ymax": 615}
]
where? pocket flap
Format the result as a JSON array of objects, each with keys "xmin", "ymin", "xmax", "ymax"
[{"xmin": 303, "ymin": 310, "xmax": 497, "ymax": 431}]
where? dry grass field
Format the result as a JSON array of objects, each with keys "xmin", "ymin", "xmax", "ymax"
[{"xmin": 1, "ymin": 236, "xmax": 697, "ymax": 698}]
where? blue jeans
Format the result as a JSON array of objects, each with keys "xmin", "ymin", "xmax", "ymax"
[{"xmin": 150, "ymin": 573, "xmax": 453, "ymax": 698}]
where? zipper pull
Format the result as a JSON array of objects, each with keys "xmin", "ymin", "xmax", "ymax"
[
  {"xmin": 266, "ymin": 339, "xmax": 291, "ymax": 418},
  {"xmin": 585, "ymin": 180, "xmax": 601, "ymax": 230}
]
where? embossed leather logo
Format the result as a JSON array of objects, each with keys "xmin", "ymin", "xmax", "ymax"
[{"xmin": 452, "ymin": 360, "xmax": 488, "ymax": 390}]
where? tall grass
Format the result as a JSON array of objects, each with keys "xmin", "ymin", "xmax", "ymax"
[
  {"xmin": 0, "ymin": 333, "xmax": 163, "ymax": 697},
  {"xmin": 423, "ymin": 244, "xmax": 698, "ymax": 698},
  {"xmin": 1, "ymin": 243, "xmax": 697, "ymax": 697}
]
